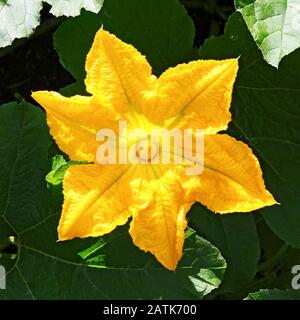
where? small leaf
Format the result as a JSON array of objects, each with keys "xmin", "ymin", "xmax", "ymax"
[
  {"xmin": 46, "ymin": 0, "xmax": 103, "ymax": 17},
  {"xmin": 78, "ymin": 238, "xmax": 107, "ymax": 260},
  {"xmin": 235, "ymin": 0, "xmax": 300, "ymax": 68},
  {"xmin": 0, "ymin": 0, "xmax": 43, "ymax": 48},
  {"xmin": 0, "ymin": 0, "xmax": 103, "ymax": 48},
  {"xmin": 46, "ymin": 155, "xmax": 87, "ymax": 186}
]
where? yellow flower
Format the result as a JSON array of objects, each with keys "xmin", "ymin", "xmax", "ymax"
[{"xmin": 32, "ymin": 29, "xmax": 276, "ymax": 270}]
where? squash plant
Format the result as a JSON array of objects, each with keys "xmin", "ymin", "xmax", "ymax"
[{"xmin": 0, "ymin": 0, "xmax": 300, "ymax": 300}]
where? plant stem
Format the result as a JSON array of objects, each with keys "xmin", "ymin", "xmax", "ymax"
[{"xmin": 257, "ymin": 243, "xmax": 290, "ymax": 273}]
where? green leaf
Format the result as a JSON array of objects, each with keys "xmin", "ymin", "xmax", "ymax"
[
  {"xmin": 78, "ymin": 238, "xmax": 107, "ymax": 260},
  {"xmin": 46, "ymin": 155, "xmax": 68, "ymax": 185},
  {"xmin": 235, "ymin": 0, "xmax": 300, "ymax": 68},
  {"xmin": 46, "ymin": 155, "xmax": 87, "ymax": 186},
  {"xmin": 189, "ymin": 203, "xmax": 260, "ymax": 292},
  {"xmin": 101, "ymin": 0, "xmax": 195, "ymax": 75},
  {"xmin": 1, "ymin": 218, "xmax": 226, "ymax": 299},
  {"xmin": 0, "ymin": 101, "xmax": 51, "ymax": 232},
  {"xmin": 59, "ymin": 81, "xmax": 88, "ymax": 97},
  {"xmin": 0, "ymin": 0, "xmax": 103, "ymax": 48},
  {"xmin": 0, "ymin": 103, "xmax": 225, "ymax": 299},
  {"xmin": 54, "ymin": 0, "xmax": 195, "ymax": 81},
  {"xmin": 54, "ymin": 11, "xmax": 103, "ymax": 80},
  {"xmin": 198, "ymin": 13, "xmax": 300, "ymax": 248},
  {"xmin": 246, "ymin": 289, "xmax": 300, "ymax": 300}
]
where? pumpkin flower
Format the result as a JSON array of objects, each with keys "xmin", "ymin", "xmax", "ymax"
[{"xmin": 32, "ymin": 29, "xmax": 276, "ymax": 270}]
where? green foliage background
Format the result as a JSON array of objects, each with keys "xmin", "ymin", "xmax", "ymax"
[{"xmin": 0, "ymin": 0, "xmax": 300, "ymax": 299}]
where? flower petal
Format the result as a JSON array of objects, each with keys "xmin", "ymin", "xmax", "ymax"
[
  {"xmin": 85, "ymin": 29, "xmax": 155, "ymax": 114},
  {"xmin": 32, "ymin": 91, "xmax": 118, "ymax": 162},
  {"xmin": 182, "ymin": 134, "xmax": 276, "ymax": 213},
  {"xmin": 153, "ymin": 59, "xmax": 238, "ymax": 133},
  {"xmin": 58, "ymin": 163, "xmax": 133, "ymax": 240},
  {"xmin": 129, "ymin": 166, "xmax": 193, "ymax": 270}
]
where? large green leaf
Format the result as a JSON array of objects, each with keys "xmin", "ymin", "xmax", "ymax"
[
  {"xmin": 54, "ymin": 11, "xmax": 103, "ymax": 81},
  {"xmin": 235, "ymin": 0, "xmax": 300, "ymax": 68},
  {"xmin": 101, "ymin": 0, "xmax": 195, "ymax": 75},
  {"xmin": 198, "ymin": 13, "xmax": 300, "ymax": 248},
  {"xmin": 189, "ymin": 203, "xmax": 260, "ymax": 292},
  {"xmin": 3, "ymin": 222, "xmax": 226, "ymax": 299},
  {"xmin": 246, "ymin": 289, "xmax": 300, "ymax": 300},
  {"xmin": 0, "ymin": 0, "xmax": 103, "ymax": 48},
  {"xmin": 0, "ymin": 102, "xmax": 51, "ymax": 232},
  {"xmin": 54, "ymin": 0, "xmax": 195, "ymax": 81},
  {"xmin": 0, "ymin": 102, "xmax": 226, "ymax": 299}
]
